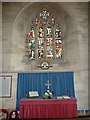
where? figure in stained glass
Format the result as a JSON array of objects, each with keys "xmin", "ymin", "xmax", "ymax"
[
  {"xmin": 29, "ymin": 50, "xmax": 35, "ymax": 59},
  {"xmin": 29, "ymin": 27, "xmax": 35, "ymax": 39},
  {"xmin": 28, "ymin": 39, "xmax": 35, "ymax": 49},
  {"xmin": 55, "ymin": 48, "xmax": 62, "ymax": 58},
  {"xmin": 46, "ymin": 27, "xmax": 52, "ymax": 38},
  {"xmin": 38, "ymin": 27, "xmax": 44, "ymax": 49},
  {"xmin": 55, "ymin": 39, "xmax": 62, "ymax": 48},
  {"xmin": 46, "ymin": 48, "xmax": 53, "ymax": 58},
  {"xmin": 38, "ymin": 49, "xmax": 44, "ymax": 59},
  {"xmin": 54, "ymin": 24, "xmax": 63, "ymax": 58},
  {"xmin": 46, "ymin": 38, "xmax": 53, "ymax": 46},
  {"xmin": 55, "ymin": 27, "xmax": 62, "ymax": 38},
  {"xmin": 38, "ymin": 27, "xmax": 44, "ymax": 38},
  {"xmin": 38, "ymin": 38, "xmax": 44, "ymax": 48},
  {"xmin": 27, "ymin": 27, "xmax": 35, "ymax": 49},
  {"xmin": 46, "ymin": 25, "xmax": 53, "ymax": 59}
]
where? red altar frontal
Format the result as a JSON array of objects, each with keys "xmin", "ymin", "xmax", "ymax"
[{"xmin": 20, "ymin": 98, "xmax": 78, "ymax": 119}]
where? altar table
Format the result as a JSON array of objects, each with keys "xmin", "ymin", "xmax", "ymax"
[{"xmin": 20, "ymin": 98, "xmax": 77, "ymax": 119}]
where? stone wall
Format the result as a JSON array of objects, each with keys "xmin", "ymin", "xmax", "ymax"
[
  {"xmin": 0, "ymin": 2, "xmax": 2, "ymax": 109},
  {"xmin": 1, "ymin": 2, "xmax": 88, "ymax": 111}
]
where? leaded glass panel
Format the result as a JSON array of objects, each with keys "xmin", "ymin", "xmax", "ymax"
[{"xmin": 25, "ymin": 9, "xmax": 63, "ymax": 63}]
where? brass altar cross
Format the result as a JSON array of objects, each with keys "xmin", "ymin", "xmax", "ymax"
[{"xmin": 45, "ymin": 80, "xmax": 51, "ymax": 90}]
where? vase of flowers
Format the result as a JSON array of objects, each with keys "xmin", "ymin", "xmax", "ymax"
[{"xmin": 43, "ymin": 90, "xmax": 53, "ymax": 99}]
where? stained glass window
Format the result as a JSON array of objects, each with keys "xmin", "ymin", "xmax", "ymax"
[{"xmin": 25, "ymin": 9, "xmax": 63, "ymax": 63}]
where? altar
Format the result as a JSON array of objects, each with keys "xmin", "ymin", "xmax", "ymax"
[{"xmin": 19, "ymin": 98, "xmax": 78, "ymax": 119}]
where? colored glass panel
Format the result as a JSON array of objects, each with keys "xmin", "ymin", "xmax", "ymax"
[{"xmin": 25, "ymin": 9, "xmax": 63, "ymax": 62}]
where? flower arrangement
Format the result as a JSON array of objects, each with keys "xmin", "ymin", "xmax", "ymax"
[{"xmin": 43, "ymin": 90, "xmax": 53, "ymax": 99}]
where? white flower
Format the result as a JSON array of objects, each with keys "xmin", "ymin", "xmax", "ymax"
[{"xmin": 43, "ymin": 90, "xmax": 53, "ymax": 99}]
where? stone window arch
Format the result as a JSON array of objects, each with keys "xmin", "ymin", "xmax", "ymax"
[{"xmin": 25, "ymin": 9, "xmax": 64, "ymax": 68}]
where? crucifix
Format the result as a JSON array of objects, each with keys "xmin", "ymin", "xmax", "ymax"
[{"xmin": 45, "ymin": 80, "xmax": 51, "ymax": 91}]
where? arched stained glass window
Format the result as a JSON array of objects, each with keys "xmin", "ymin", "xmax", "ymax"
[{"xmin": 25, "ymin": 9, "xmax": 64, "ymax": 67}]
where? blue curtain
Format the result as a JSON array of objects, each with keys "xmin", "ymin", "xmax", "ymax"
[{"xmin": 16, "ymin": 72, "xmax": 75, "ymax": 110}]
